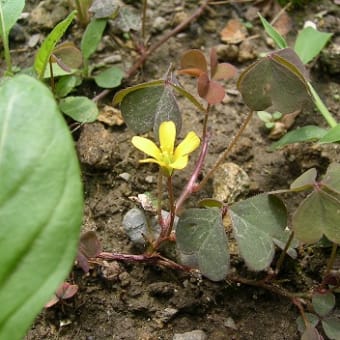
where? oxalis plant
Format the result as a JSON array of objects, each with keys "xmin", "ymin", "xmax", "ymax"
[{"xmin": 78, "ymin": 46, "xmax": 339, "ymax": 338}]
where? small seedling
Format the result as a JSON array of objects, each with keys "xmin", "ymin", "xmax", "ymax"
[
  {"xmin": 257, "ymin": 111, "xmax": 283, "ymax": 129},
  {"xmin": 45, "ymin": 282, "xmax": 79, "ymax": 308}
]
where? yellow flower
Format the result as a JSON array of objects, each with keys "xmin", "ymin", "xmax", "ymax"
[{"xmin": 132, "ymin": 121, "xmax": 200, "ymax": 176}]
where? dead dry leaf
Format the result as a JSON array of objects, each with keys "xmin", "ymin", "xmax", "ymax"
[
  {"xmin": 220, "ymin": 19, "xmax": 247, "ymax": 44},
  {"xmin": 97, "ymin": 105, "xmax": 124, "ymax": 126}
]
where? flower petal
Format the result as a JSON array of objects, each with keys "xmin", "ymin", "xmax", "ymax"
[
  {"xmin": 159, "ymin": 121, "xmax": 176, "ymax": 155},
  {"xmin": 174, "ymin": 131, "xmax": 200, "ymax": 159},
  {"xmin": 171, "ymin": 155, "xmax": 189, "ymax": 169},
  {"xmin": 132, "ymin": 136, "xmax": 162, "ymax": 160}
]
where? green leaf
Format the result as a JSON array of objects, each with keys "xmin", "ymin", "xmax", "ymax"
[
  {"xmin": 322, "ymin": 317, "xmax": 340, "ymax": 340},
  {"xmin": 271, "ymin": 126, "xmax": 327, "ymax": 150},
  {"xmin": 59, "ymin": 96, "xmax": 98, "ymax": 122},
  {"xmin": 295, "ymin": 27, "xmax": 332, "ymax": 64},
  {"xmin": 290, "ymin": 168, "xmax": 317, "ymax": 192},
  {"xmin": 0, "ymin": 0, "xmax": 24, "ymax": 35},
  {"xmin": 0, "ymin": 75, "xmax": 83, "ymax": 339},
  {"xmin": 322, "ymin": 163, "xmax": 340, "ymax": 194},
  {"xmin": 237, "ymin": 48, "xmax": 311, "ymax": 114},
  {"xmin": 34, "ymin": 11, "xmax": 77, "ymax": 79},
  {"xmin": 319, "ymin": 124, "xmax": 340, "ymax": 144},
  {"xmin": 176, "ymin": 208, "xmax": 229, "ymax": 281},
  {"xmin": 113, "ymin": 80, "xmax": 165, "ymax": 105},
  {"xmin": 55, "ymin": 75, "xmax": 81, "ymax": 98},
  {"xmin": 292, "ymin": 190, "xmax": 340, "ymax": 244},
  {"xmin": 296, "ymin": 313, "xmax": 320, "ymax": 333},
  {"xmin": 120, "ymin": 83, "xmax": 182, "ymax": 135},
  {"xmin": 258, "ymin": 13, "xmax": 288, "ymax": 49},
  {"xmin": 229, "ymin": 194, "xmax": 287, "ymax": 271},
  {"xmin": 257, "ymin": 110, "xmax": 273, "ymax": 123},
  {"xmin": 80, "ymin": 18, "xmax": 107, "ymax": 62},
  {"xmin": 94, "ymin": 66, "xmax": 124, "ymax": 88},
  {"xmin": 312, "ymin": 292, "xmax": 335, "ymax": 317}
]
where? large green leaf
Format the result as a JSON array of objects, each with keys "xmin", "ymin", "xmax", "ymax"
[
  {"xmin": 120, "ymin": 83, "xmax": 182, "ymax": 135},
  {"xmin": 176, "ymin": 208, "xmax": 229, "ymax": 281},
  {"xmin": 0, "ymin": 75, "xmax": 83, "ymax": 339},
  {"xmin": 295, "ymin": 27, "xmax": 332, "ymax": 64},
  {"xmin": 34, "ymin": 11, "xmax": 77, "ymax": 79},
  {"xmin": 322, "ymin": 317, "xmax": 340, "ymax": 340},
  {"xmin": 0, "ymin": 0, "xmax": 24, "ymax": 35},
  {"xmin": 237, "ymin": 48, "xmax": 311, "ymax": 114},
  {"xmin": 229, "ymin": 194, "xmax": 287, "ymax": 271}
]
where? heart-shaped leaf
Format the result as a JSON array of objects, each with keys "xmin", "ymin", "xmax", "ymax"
[
  {"xmin": 0, "ymin": 75, "xmax": 83, "ymax": 339},
  {"xmin": 295, "ymin": 27, "xmax": 333, "ymax": 64},
  {"xmin": 229, "ymin": 194, "xmax": 287, "ymax": 271},
  {"xmin": 290, "ymin": 168, "xmax": 317, "ymax": 192},
  {"xmin": 237, "ymin": 48, "xmax": 311, "ymax": 113},
  {"xmin": 322, "ymin": 163, "xmax": 340, "ymax": 194},
  {"xmin": 119, "ymin": 83, "xmax": 181, "ymax": 135},
  {"xmin": 176, "ymin": 207, "xmax": 229, "ymax": 281},
  {"xmin": 51, "ymin": 41, "xmax": 83, "ymax": 70},
  {"xmin": 293, "ymin": 190, "xmax": 340, "ymax": 244},
  {"xmin": 322, "ymin": 317, "xmax": 340, "ymax": 340},
  {"xmin": 312, "ymin": 292, "xmax": 335, "ymax": 317},
  {"xmin": 180, "ymin": 49, "xmax": 208, "ymax": 75}
]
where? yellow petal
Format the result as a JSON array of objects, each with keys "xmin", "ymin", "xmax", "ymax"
[
  {"xmin": 132, "ymin": 136, "xmax": 162, "ymax": 160},
  {"xmin": 174, "ymin": 131, "xmax": 200, "ymax": 159},
  {"xmin": 159, "ymin": 121, "xmax": 176, "ymax": 155},
  {"xmin": 171, "ymin": 155, "xmax": 189, "ymax": 169}
]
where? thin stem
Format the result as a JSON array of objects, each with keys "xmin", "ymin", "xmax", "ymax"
[
  {"xmin": 0, "ymin": 5, "xmax": 12, "ymax": 75},
  {"xmin": 308, "ymin": 82, "xmax": 337, "ymax": 128},
  {"xmin": 175, "ymin": 132, "xmax": 210, "ymax": 212},
  {"xmin": 197, "ymin": 110, "xmax": 253, "ymax": 191},
  {"xmin": 141, "ymin": 0, "xmax": 147, "ymax": 44},
  {"xmin": 202, "ymin": 104, "xmax": 211, "ymax": 140},
  {"xmin": 325, "ymin": 242, "xmax": 338, "ymax": 277},
  {"xmin": 165, "ymin": 175, "xmax": 176, "ymax": 237},
  {"xmin": 49, "ymin": 58, "xmax": 55, "ymax": 93},
  {"xmin": 157, "ymin": 169, "xmax": 163, "ymax": 227},
  {"xmin": 275, "ymin": 231, "xmax": 295, "ymax": 274}
]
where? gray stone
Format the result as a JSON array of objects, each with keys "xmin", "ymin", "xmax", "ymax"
[
  {"xmin": 213, "ymin": 162, "xmax": 250, "ymax": 204},
  {"xmin": 173, "ymin": 330, "xmax": 207, "ymax": 340}
]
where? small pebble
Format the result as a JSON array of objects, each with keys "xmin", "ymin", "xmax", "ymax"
[{"xmin": 173, "ymin": 330, "xmax": 207, "ymax": 340}]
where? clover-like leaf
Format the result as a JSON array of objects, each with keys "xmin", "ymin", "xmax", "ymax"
[
  {"xmin": 176, "ymin": 207, "xmax": 229, "ymax": 281},
  {"xmin": 312, "ymin": 292, "xmax": 335, "ymax": 317},
  {"xmin": 322, "ymin": 317, "xmax": 340, "ymax": 340},
  {"xmin": 293, "ymin": 163, "xmax": 340, "ymax": 244},
  {"xmin": 0, "ymin": 75, "xmax": 83, "ymax": 339},
  {"xmin": 94, "ymin": 66, "xmax": 124, "ymax": 89},
  {"xmin": 237, "ymin": 48, "xmax": 311, "ymax": 114},
  {"xmin": 229, "ymin": 194, "xmax": 287, "ymax": 271},
  {"xmin": 290, "ymin": 168, "xmax": 317, "ymax": 192}
]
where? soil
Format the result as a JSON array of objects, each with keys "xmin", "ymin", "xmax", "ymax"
[{"xmin": 4, "ymin": 0, "xmax": 340, "ymax": 339}]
